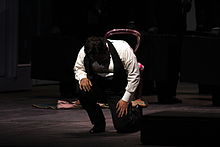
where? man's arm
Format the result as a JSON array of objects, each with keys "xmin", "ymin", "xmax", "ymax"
[
  {"xmin": 114, "ymin": 40, "xmax": 140, "ymax": 117},
  {"xmin": 119, "ymin": 41, "xmax": 140, "ymax": 102},
  {"xmin": 74, "ymin": 47, "xmax": 92, "ymax": 92},
  {"xmin": 74, "ymin": 47, "xmax": 87, "ymax": 81}
]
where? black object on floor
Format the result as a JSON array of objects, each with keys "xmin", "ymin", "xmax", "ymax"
[{"xmin": 140, "ymin": 111, "xmax": 220, "ymax": 146}]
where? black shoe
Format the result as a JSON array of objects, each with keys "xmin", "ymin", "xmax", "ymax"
[
  {"xmin": 158, "ymin": 97, "xmax": 182, "ymax": 104},
  {"xmin": 89, "ymin": 125, "xmax": 105, "ymax": 134}
]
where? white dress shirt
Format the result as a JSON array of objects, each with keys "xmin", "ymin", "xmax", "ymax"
[{"xmin": 74, "ymin": 39, "xmax": 140, "ymax": 102}]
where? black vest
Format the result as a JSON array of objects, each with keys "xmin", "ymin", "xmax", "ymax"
[{"xmin": 84, "ymin": 40, "xmax": 127, "ymax": 92}]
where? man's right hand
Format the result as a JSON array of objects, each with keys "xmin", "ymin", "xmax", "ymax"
[{"xmin": 80, "ymin": 78, "xmax": 92, "ymax": 92}]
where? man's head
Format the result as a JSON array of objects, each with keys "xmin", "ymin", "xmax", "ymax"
[{"xmin": 84, "ymin": 36, "xmax": 110, "ymax": 65}]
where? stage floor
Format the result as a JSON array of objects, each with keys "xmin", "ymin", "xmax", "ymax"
[{"xmin": 0, "ymin": 82, "xmax": 219, "ymax": 147}]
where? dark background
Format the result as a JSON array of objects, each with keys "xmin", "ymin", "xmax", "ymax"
[{"xmin": 1, "ymin": 0, "xmax": 220, "ymax": 96}]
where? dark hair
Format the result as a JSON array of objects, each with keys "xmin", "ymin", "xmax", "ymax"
[
  {"xmin": 84, "ymin": 36, "xmax": 108, "ymax": 55},
  {"xmin": 84, "ymin": 36, "xmax": 110, "ymax": 65}
]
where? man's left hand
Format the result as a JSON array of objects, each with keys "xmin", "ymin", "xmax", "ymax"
[{"xmin": 116, "ymin": 99, "xmax": 129, "ymax": 118}]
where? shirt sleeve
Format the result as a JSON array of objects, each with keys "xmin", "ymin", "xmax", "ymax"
[
  {"xmin": 73, "ymin": 46, "xmax": 87, "ymax": 82},
  {"xmin": 113, "ymin": 40, "xmax": 140, "ymax": 102}
]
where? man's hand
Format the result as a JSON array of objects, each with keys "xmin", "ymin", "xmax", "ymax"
[
  {"xmin": 116, "ymin": 99, "xmax": 129, "ymax": 118},
  {"xmin": 80, "ymin": 78, "xmax": 92, "ymax": 92}
]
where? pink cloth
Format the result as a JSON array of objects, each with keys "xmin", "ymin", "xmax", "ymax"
[
  {"xmin": 138, "ymin": 62, "xmax": 144, "ymax": 71},
  {"xmin": 57, "ymin": 100, "xmax": 81, "ymax": 109}
]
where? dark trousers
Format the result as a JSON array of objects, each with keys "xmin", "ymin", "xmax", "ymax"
[{"xmin": 78, "ymin": 76, "xmax": 141, "ymax": 133}]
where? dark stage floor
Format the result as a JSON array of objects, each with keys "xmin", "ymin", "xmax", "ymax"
[{"xmin": 0, "ymin": 82, "xmax": 219, "ymax": 147}]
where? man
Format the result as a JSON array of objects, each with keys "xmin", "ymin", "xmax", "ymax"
[{"xmin": 74, "ymin": 36, "xmax": 141, "ymax": 133}]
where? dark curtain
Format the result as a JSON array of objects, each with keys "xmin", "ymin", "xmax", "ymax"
[{"xmin": 0, "ymin": 0, "xmax": 18, "ymax": 78}]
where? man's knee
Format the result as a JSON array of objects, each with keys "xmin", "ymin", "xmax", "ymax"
[
  {"xmin": 115, "ymin": 123, "xmax": 140, "ymax": 133},
  {"xmin": 113, "ymin": 117, "xmax": 140, "ymax": 133}
]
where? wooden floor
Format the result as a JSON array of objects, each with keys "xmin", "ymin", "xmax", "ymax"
[{"xmin": 0, "ymin": 82, "xmax": 219, "ymax": 147}]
